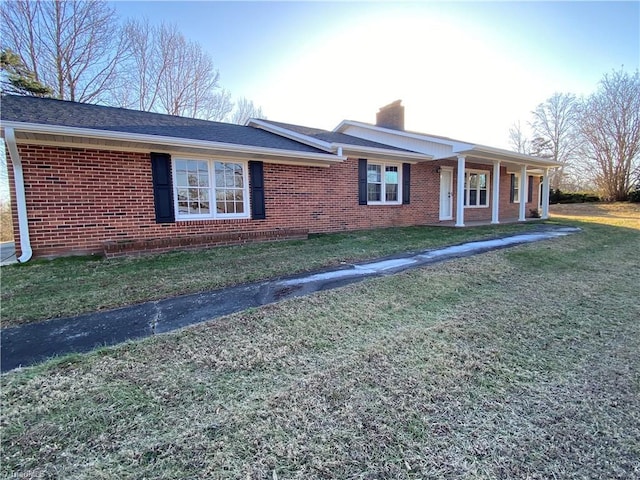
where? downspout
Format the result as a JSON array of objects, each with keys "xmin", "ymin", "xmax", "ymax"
[{"xmin": 5, "ymin": 128, "xmax": 32, "ymax": 262}]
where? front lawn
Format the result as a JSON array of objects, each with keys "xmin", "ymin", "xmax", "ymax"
[
  {"xmin": 1, "ymin": 203, "xmax": 638, "ymax": 478},
  {"xmin": 1, "ymin": 222, "xmax": 540, "ymax": 326}
]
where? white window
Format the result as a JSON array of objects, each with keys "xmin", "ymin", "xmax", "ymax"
[
  {"xmin": 464, "ymin": 170, "xmax": 489, "ymax": 207},
  {"xmin": 512, "ymin": 173, "xmax": 520, "ymax": 203},
  {"xmin": 367, "ymin": 162, "xmax": 401, "ymax": 204},
  {"xmin": 174, "ymin": 159, "xmax": 249, "ymax": 220}
]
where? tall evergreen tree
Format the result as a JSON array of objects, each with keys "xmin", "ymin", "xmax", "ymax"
[{"xmin": 0, "ymin": 48, "xmax": 52, "ymax": 96}]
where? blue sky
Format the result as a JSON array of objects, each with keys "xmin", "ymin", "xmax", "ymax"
[{"xmin": 74, "ymin": 2, "xmax": 640, "ymax": 147}]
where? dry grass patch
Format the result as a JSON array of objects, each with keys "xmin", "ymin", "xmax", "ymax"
[
  {"xmin": 550, "ymin": 201, "xmax": 640, "ymax": 228},
  {"xmin": 2, "ymin": 204, "xmax": 639, "ymax": 478}
]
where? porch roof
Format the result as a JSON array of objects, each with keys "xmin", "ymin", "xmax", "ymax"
[{"xmin": 334, "ymin": 120, "xmax": 562, "ymax": 172}]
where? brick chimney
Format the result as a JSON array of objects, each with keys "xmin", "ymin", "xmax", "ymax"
[{"xmin": 376, "ymin": 100, "xmax": 404, "ymax": 130}]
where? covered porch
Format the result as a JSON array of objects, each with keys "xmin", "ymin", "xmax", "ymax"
[{"xmin": 439, "ymin": 147, "xmax": 557, "ymax": 227}]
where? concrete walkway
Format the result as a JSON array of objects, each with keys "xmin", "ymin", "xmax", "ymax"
[{"xmin": 0, "ymin": 226, "xmax": 580, "ymax": 372}]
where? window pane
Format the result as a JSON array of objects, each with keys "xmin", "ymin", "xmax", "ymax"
[
  {"xmin": 215, "ymin": 172, "xmax": 224, "ymax": 188},
  {"xmin": 200, "ymin": 202, "xmax": 210, "ymax": 214},
  {"xmin": 480, "ymin": 189, "xmax": 487, "ymax": 205},
  {"xmin": 198, "ymin": 173, "xmax": 209, "ymax": 187},
  {"xmin": 368, "ymin": 183, "xmax": 381, "ymax": 202},
  {"xmin": 178, "ymin": 201, "xmax": 188, "ymax": 214},
  {"xmin": 385, "ymin": 166, "xmax": 398, "ymax": 185},
  {"xmin": 225, "ymin": 168, "xmax": 235, "ymax": 187},
  {"xmin": 469, "ymin": 173, "xmax": 478, "ymax": 189},
  {"xmin": 214, "ymin": 163, "xmax": 224, "ymax": 186},
  {"xmin": 234, "ymin": 172, "xmax": 244, "ymax": 188},
  {"xmin": 367, "ymin": 164, "xmax": 381, "ymax": 183},
  {"xmin": 479, "ymin": 174, "xmax": 487, "ymax": 188},
  {"xmin": 386, "ymin": 184, "xmax": 398, "ymax": 202},
  {"xmin": 469, "ymin": 189, "xmax": 477, "ymax": 206}
]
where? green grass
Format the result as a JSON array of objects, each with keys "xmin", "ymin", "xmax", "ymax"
[
  {"xmin": 1, "ymin": 222, "xmax": 541, "ymax": 326},
  {"xmin": 1, "ymin": 203, "xmax": 639, "ymax": 478}
]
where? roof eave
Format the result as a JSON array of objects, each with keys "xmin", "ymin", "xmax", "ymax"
[
  {"xmin": 334, "ymin": 120, "xmax": 475, "ymax": 149},
  {"xmin": 1, "ymin": 121, "xmax": 346, "ymax": 165},
  {"xmin": 455, "ymin": 146, "xmax": 562, "ymax": 168},
  {"xmin": 335, "ymin": 144, "xmax": 433, "ymax": 162}
]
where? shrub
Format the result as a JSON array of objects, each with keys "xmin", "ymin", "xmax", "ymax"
[
  {"xmin": 629, "ymin": 187, "xmax": 640, "ymax": 203},
  {"xmin": 549, "ymin": 189, "xmax": 600, "ymax": 204}
]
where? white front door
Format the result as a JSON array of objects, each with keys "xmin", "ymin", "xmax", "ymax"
[{"xmin": 439, "ymin": 168, "xmax": 453, "ymax": 220}]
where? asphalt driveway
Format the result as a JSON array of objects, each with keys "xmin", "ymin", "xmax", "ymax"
[{"xmin": 0, "ymin": 241, "xmax": 16, "ymax": 266}]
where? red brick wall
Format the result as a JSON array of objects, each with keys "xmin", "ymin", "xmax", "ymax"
[{"xmin": 9, "ymin": 144, "xmax": 539, "ymax": 258}]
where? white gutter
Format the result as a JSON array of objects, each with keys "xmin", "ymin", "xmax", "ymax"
[
  {"xmin": 1, "ymin": 121, "xmax": 346, "ymax": 164},
  {"xmin": 4, "ymin": 127, "xmax": 32, "ymax": 263},
  {"xmin": 335, "ymin": 143, "xmax": 433, "ymax": 161},
  {"xmin": 453, "ymin": 146, "xmax": 561, "ymax": 168}
]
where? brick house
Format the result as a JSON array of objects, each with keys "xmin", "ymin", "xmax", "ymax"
[{"xmin": 1, "ymin": 95, "xmax": 559, "ymax": 261}]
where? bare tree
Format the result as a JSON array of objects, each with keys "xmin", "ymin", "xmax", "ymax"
[
  {"xmin": 117, "ymin": 21, "xmax": 232, "ymax": 120},
  {"xmin": 508, "ymin": 121, "xmax": 530, "ymax": 154},
  {"xmin": 1, "ymin": 0, "xmax": 127, "ymax": 103},
  {"xmin": 530, "ymin": 93, "xmax": 581, "ymax": 189},
  {"xmin": 230, "ymin": 97, "xmax": 266, "ymax": 125},
  {"xmin": 112, "ymin": 19, "xmax": 162, "ymax": 111},
  {"xmin": 579, "ymin": 69, "xmax": 640, "ymax": 201}
]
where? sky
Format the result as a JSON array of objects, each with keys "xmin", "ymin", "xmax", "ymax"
[
  {"xmin": 0, "ymin": 2, "xmax": 616, "ymax": 151},
  {"xmin": 109, "ymin": 1, "xmax": 639, "ymax": 149}
]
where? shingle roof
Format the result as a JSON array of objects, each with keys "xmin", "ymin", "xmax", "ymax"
[
  {"xmin": 0, "ymin": 95, "xmax": 327, "ymax": 154},
  {"xmin": 260, "ymin": 120, "xmax": 419, "ymax": 153}
]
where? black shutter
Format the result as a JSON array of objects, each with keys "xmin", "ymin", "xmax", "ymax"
[
  {"xmin": 510, "ymin": 174, "xmax": 515, "ymax": 203},
  {"xmin": 150, "ymin": 152, "xmax": 174, "ymax": 223},
  {"xmin": 249, "ymin": 161, "xmax": 266, "ymax": 220},
  {"xmin": 358, "ymin": 158, "xmax": 367, "ymax": 205},
  {"xmin": 402, "ymin": 163, "xmax": 411, "ymax": 204},
  {"xmin": 528, "ymin": 175, "xmax": 534, "ymax": 203}
]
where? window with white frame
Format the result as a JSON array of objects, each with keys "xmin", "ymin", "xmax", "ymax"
[
  {"xmin": 174, "ymin": 159, "xmax": 249, "ymax": 219},
  {"xmin": 464, "ymin": 170, "xmax": 489, "ymax": 207},
  {"xmin": 367, "ymin": 162, "xmax": 400, "ymax": 204},
  {"xmin": 512, "ymin": 173, "xmax": 520, "ymax": 203}
]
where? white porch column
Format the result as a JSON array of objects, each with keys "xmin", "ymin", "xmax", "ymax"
[
  {"xmin": 455, "ymin": 155, "xmax": 466, "ymax": 227},
  {"xmin": 491, "ymin": 161, "xmax": 500, "ymax": 224},
  {"xmin": 519, "ymin": 164, "xmax": 528, "ymax": 221},
  {"xmin": 541, "ymin": 168, "xmax": 550, "ymax": 219}
]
